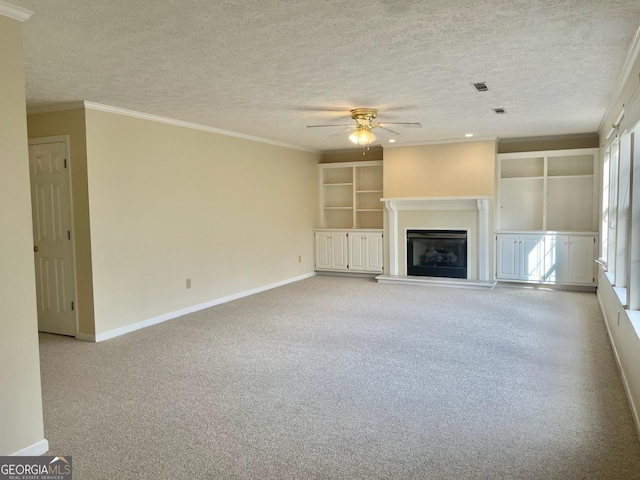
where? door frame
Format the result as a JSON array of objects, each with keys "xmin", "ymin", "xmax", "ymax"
[{"xmin": 28, "ymin": 135, "xmax": 79, "ymax": 337}]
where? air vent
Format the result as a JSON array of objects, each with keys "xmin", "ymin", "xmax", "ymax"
[
  {"xmin": 473, "ymin": 82, "xmax": 488, "ymax": 92},
  {"xmin": 493, "ymin": 108, "xmax": 506, "ymax": 114}
]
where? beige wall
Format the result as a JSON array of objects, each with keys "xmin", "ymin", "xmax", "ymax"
[
  {"xmin": 84, "ymin": 109, "xmax": 320, "ymax": 335},
  {"xmin": 27, "ymin": 109, "xmax": 96, "ymax": 336},
  {"xmin": 383, "ymin": 141, "xmax": 497, "ymax": 198},
  {"xmin": 0, "ymin": 15, "xmax": 46, "ymax": 455},
  {"xmin": 321, "ymin": 147, "xmax": 383, "ymax": 163}
]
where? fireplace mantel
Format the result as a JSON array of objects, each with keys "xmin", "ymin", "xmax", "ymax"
[{"xmin": 381, "ymin": 196, "xmax": 491, "ymax": 281}]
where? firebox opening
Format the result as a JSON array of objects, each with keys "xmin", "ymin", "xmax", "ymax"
[{"xmin": 407, "ymin": 230, "xmax": 468, "ymax": 279}]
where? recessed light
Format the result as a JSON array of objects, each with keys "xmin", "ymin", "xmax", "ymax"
[
  {"xmin": 493, "ymin": 108, "xmax": 506, "ymax": 114},
  {"xmin": 465, "ymin": 133, "xmax": 474, "ymax": 137},
  {"xmin": 388, "ymin": 139, "xmax": 396, "ymax": 143}
]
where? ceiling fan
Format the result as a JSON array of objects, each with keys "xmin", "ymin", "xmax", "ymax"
[{"xmin": 307, "ymin": 108, "xmax": 422, "ymax": 145}]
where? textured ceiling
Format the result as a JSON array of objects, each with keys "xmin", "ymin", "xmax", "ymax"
[{"xmin": 13, "ymin": 0, "xmax": 640, "ymax": 151}]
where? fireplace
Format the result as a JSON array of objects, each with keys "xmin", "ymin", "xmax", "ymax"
[{"xmin": 407, "ymin": 230, "xmax": 468, "ymax": 278}]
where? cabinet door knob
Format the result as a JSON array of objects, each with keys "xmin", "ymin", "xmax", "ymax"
[{"xmin": 514, "ymin": 240, "xmax": 517, "ymax": 244}]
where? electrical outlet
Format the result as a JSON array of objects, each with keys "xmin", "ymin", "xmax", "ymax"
[
  {"xmin": 186, "ymin": 278, "xmax": 191, "ymax": 289},
  {"xmin": 298, "ymin": 255, "xmax": 302, "ymax": 263}
]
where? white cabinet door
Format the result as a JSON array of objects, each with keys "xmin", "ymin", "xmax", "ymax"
[
  {"xmin": 497, "ymin": 234, "xmax": 543, "ymax": 281},
  {"xmin": 348, "ymin": 232, "xmax": 367, "ymax": 271},
  {"xmin": 544, "ymin": 234, "xmax": 595, "ymax": 285},
  {"xmin": 544, "ymin": 234, "xmax": 568, "ymax": 283},
  {"xmin": 347, "ymin": 232, "xmax": 383, "ymax": 272},
  {"xmin": 520, "ymin": 235, "xmax": 544, "ymax": 281},
  {"xmin": 496, "ymin": 235, "xmax": 519, "ymax": 279},
  {"xmin": 566, "ymin": 235, "xmax": 595, "ymax": 284},
  {"xmin": 314, "ymin": 232, "xmax": 332, "ymax": 270},
  {"xmin": 315, "ymin": 230, "xmax": 381, "ymax": 273},
  {"xmin": 314, "ymin": 232, "xmax": 349, "ymax": 271},
  {"xmin": 365, "ymin": 233, "xmax": 384, "ymax": 272},
  {"xmin": 331, "ymin": 233, "xmax": 349, "ymax": 270}
]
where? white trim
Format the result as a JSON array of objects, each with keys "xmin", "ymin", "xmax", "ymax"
[
  {"xmin": 383, "ymin": 136, "xmax": 497, "ymax": 148},
  {"xmin": 376, "ymin": 275, "xmax": 496, "ymax": 290},
  {"xmin": 93, "ymin": 272, "xmax": 316, "ymax": 342},
  {"xmin": 598, "ymin": 23, "xmax": 640, "ymax": 134},
  {"xmin": 0, "ymin": 0, "xmax": 33, "ymax": 21},
  {"xmin": 10, "ymin": 439, "xmax": 49, "ymax": 456},
  {"xmin": 384, "ymin": 201, "xmax": 399, "ymax": 275}
]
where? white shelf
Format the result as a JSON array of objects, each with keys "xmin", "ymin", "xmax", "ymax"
[
  {"xmin": 356, "ymin": 189, "xmax": 383, "ymax": 193},
  {"xmin": 547, "ymin": 174, "xmax": 594, "ymax": 179},
  {"xmin": 356, "ymin": 208, "xmax": 383, "ymax": 212},
  {"xmin": 324, "ymin": 182, "xmax": 353, "ymax": 186},
  {"xmin": 324, "ymin": 206, "xmax": 352, "ymax": 210},
  {"xmin": 501, "ymin": 176, "xmax": 544, "ymax": 180}
]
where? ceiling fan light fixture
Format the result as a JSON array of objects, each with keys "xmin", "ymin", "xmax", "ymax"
[{"xmin": 349, "ymin": 127, "xmax": 377, "ymax": 145}]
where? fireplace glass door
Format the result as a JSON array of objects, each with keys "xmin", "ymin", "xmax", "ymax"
[{"xmin": 407, "ymin": 230, "xmax": 468, "ymax": 278}]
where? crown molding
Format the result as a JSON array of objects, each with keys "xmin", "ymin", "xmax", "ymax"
[
  {"xmin": 598, "ymin": 22, "xmax": 640, "ymax": 134},
  {"xmin": 0, "ymin": 0, "xmax": 32, "ymax": 21},
  {"xmin": 28, "ymin": 100, "xmax": 320, "ymax": 153},
  {"xmin": 382, "ymin": 136, "xmax": 498, "ymax": 148},
  {"xmin": 83, "ymin": 102, "xmax": 320, "ymax": 153}
]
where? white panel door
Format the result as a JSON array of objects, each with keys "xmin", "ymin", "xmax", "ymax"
[
  {"xmin": 567, "ymin": 236, "xmax": 595, "ymax": 284},
  {"xmin": 348, "ymin": 232, "xmax": 367, "ymax": 271},
  {"xmin": 29, "ymin": 141, "xmax": 77, "ymax": 336},
  {"xmin": 365, "ymin": 233, "xmax": 383, "ymax": 272},
  {"xmin": 496, "ymin": 235, "xmax": 519, "ymax": 280},
  {"xmin": 520, "ymin": 235, "xmax": 544, "ymax": 281},
  {"xmin": 331, "ymin": 233, "xmax": 349, "ymax": 270}
]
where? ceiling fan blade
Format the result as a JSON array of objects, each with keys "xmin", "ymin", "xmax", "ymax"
[
  {"xmin": 377, "ymin": 126, "xmax": 400, "ymax": 135},
  {"xmin": 379, "ymin": 122, "xmax": 422, "ymax": 128},
  {"xmin": 307, "ymin": 124, "xmax": 353, "ymax": 128}
]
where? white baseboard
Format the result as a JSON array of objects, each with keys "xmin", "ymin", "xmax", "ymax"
[
  {"xmin": 596, "ymin": 288, "xmax": 640, "ymax": 441},
  {"xmin": 94, "ymin": 272, "xmax": 316, "ymax": 342},
  {"xmin": 10, "ymin": 439, "xmax": 49, "ymax": 456}
]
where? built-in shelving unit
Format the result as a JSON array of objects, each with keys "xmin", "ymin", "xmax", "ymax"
[
  {"xmin": 497, "ymin": 149, "xmax": 598, "ymax": 232},
  {"xmin": 319, "ymin": 161, "xmax": 383, "ymax": 229},
  {"xmin": 495, "ymin": 148, "xmax": 599, "ymax": 286}
]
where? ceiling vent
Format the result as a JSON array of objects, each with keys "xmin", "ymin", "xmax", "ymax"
[
  {"xmin": 473, "ymin": 82, "xmax": 488, "ymax": 92},
  {"xmin": 493, "ymin": 108, "xmax": 506, "ymax": 114}
]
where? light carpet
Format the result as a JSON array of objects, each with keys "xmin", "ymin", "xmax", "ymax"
[{"xmin": 39, "ymin": 276, "xmax": 640, "ymax": 479}]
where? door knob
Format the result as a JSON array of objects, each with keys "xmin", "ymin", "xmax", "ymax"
[{"xmin": 34, "ymin": 245, "xmax": 38, "ymax": 252}]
